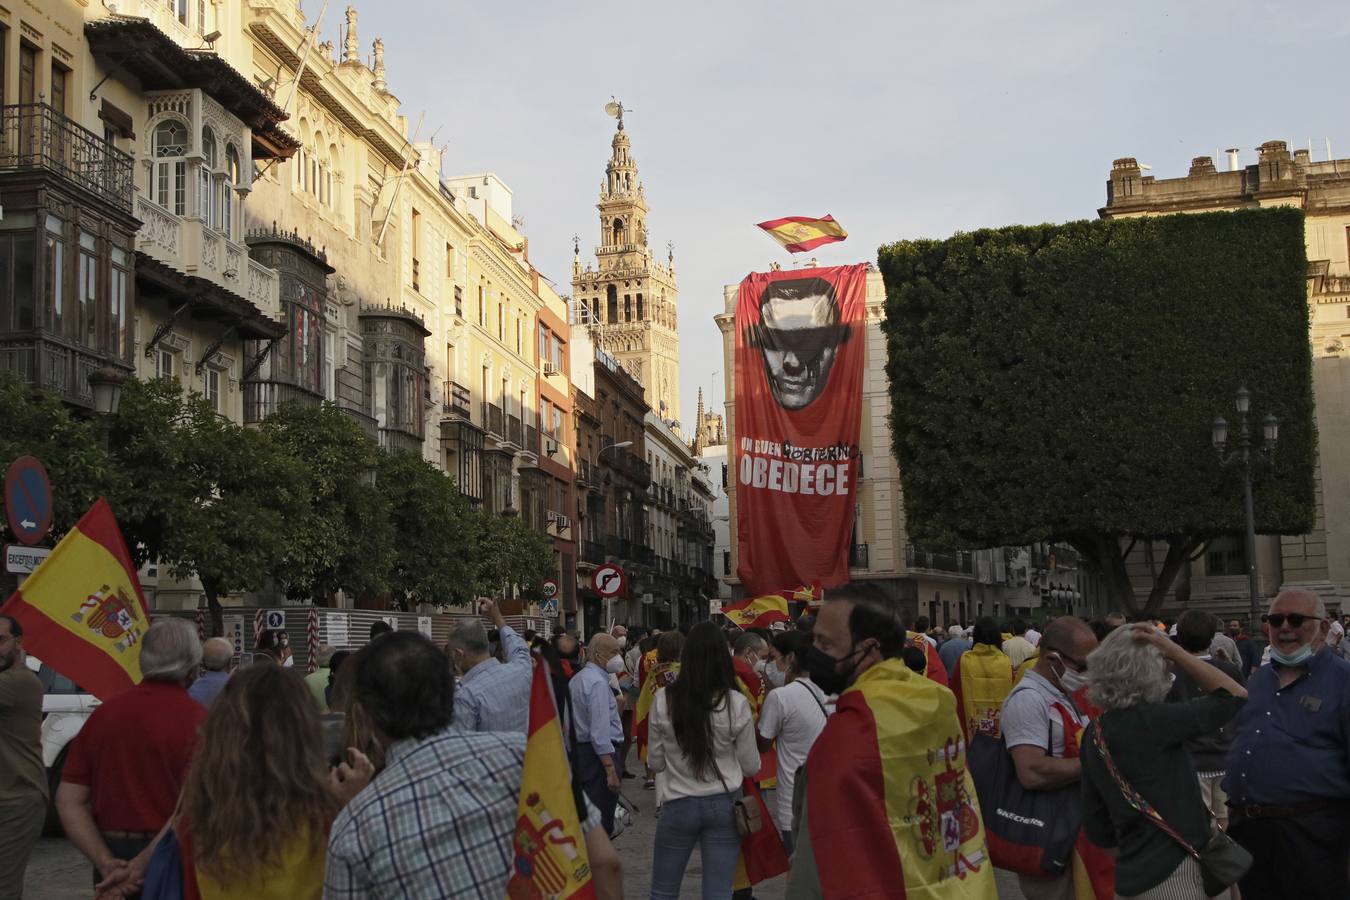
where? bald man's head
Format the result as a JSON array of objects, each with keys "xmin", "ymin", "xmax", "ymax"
[
  {"xmin": 589, "ymin": 633, "xmax": 620, "ymax": 660},
  {"xmin": 202, "ymin": 637, "xmax": 234, "ymax": 672}
]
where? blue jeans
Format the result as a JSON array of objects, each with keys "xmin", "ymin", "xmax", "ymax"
[{"xmin": 650, "ymin": 791, "xmax": 744, "ymax": 900}]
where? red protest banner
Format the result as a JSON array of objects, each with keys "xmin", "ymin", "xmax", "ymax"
[{"xmin": 733, "ymin": 264, "xmax": 868, "ymax": 596}]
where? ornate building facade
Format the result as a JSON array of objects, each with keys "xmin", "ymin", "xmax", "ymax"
[{"xmin": 571, "ymin": 112, "xmax": 681, "ymax": 424}]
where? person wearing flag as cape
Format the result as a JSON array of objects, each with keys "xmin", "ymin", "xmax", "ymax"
[
  {"xmin": 634, "ymin": 631, "xmax": 684, "ymax": 790},
  {"xmin": 786, "ymin": 581, "xmax": 996, "ymax": 899}
]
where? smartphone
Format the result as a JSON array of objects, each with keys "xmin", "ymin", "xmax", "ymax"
[{"xmin": 320, "ymin": 712, "xmax": 347, "ymax": 768}]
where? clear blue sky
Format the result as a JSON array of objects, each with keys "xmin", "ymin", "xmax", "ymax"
[{"xmin": 320, "ymin": 0, "xmax": 1349, "ymax": 429}]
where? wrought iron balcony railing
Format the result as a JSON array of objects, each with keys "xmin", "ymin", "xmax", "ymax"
[{"xmin": 0, "ymin": 104, "xmax": 134, "ymax": 213}]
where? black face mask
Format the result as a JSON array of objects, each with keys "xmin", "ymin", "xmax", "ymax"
[{"xmin": 805, "ymin": 643, "xmax": 860, "ymax": 695}]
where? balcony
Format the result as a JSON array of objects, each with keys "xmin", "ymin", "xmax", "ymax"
[
  {"xmin": 134, "ymin": 195, "xmax": 279, "ymax": 312},
  {"xmin": 243, "ymin": 379, "xmax": 324, "ymax": 424},
  {"xmin": 482, "ymin": 402, "xmax": 504, "ymax": 437},
  {"xmin": 904, "ymin": 543, "xmax": 974, "ymax": 576},
  {"xmin": 0, "ymin": 104, "xmax": 134, "ymax": 213},
  {"xmin": 442, "ymin": 380, "xmax": 471, "ymax": 418},
  {"xmin": 0, "ymin": 336, "xmax": 113, "ymax": 408},
  {"xmin": 524, "ymin": 424, "xmax": 540, "ymax": 457},
  {"xmin": 850, "ymin": 543, "xmax": 870, "ymax": 569},
  {"xmin": 581, "ymin": 540, "xmax": 605, "ymax": 565},
  {"xmin": 506, "ymin": 414, "xmax": 523, "ymax": 448}
]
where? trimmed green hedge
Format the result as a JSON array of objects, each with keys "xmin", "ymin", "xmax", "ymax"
[{"xmin": 877, "ymin": 207, "xmax": 1315, "ymax": 550}]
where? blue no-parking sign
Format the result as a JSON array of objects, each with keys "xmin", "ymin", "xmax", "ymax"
[{"xmin": 5, "ymin": 456, "xmax": 52, "ymax": 547}]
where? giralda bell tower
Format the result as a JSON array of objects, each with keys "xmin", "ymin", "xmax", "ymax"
[{"xmin": 571, "ymin": 103, "xmax": 681, "ymax": 424}]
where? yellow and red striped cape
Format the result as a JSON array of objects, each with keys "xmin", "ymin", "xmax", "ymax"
[
  {"xmin": 634, "ymin": 660, "xmax": 678, "ymax": 763},
  {"xmin": 732, "ymin": 656, "xmax": 788, "ymax": 889}
]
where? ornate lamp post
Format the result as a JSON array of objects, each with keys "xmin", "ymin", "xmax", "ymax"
[{"xmin": 1212, "ymin": 386, "xmax": 1279, "ymax": 634}]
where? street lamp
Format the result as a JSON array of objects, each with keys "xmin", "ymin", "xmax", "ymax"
[
  {"xmin": 87, "ymin": 365, "xmax": 127, "ymax": 416},
  {"xmin": 1213, "ymin": 386, "xmax": 1279, "ymax": 635}
]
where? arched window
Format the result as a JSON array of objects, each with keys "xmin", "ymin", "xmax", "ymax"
[
  {"xmin": 200, "ymin": 128, "xmax": 217, "ymax": 227},
  {"xmin": 152, "ymin": 118, "xmax": 188, "ymax": 215},
  {"xmin": 611, "ymin": 217, "xmax": 623, "ymax": 246},
  {"xmin": 224, "ymin": 145, "xmax": 241, "ymax": 238}
]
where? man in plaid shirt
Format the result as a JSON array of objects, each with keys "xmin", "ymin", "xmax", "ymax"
[{"xmin": 324, "ymin": 632, "xmax": 622, "ymax": 899}]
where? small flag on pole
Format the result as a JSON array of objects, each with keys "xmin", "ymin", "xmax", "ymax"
[
  {"xmin": 756, "ymin": 215, "xmax": 848, "ymax": 253},
  {"xmin": 0, "ymin": 498, "xmax": 150, "ymax": 700}
]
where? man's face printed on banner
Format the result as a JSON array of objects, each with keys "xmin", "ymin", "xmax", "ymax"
[{"xmin": 756, "ymin": 278, "xmax": 849, "ymax": 410}]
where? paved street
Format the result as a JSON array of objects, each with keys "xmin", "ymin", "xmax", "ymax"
[{"xmin": 26, "ymin": 785, "xmax": 1027, "ymax": 899}]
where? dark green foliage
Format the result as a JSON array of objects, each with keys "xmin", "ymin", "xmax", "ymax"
[
  {"xmin": 0, "ymin": 376, "xmax": 551, "ymax": 620},
  {"xmin": 878, "ymin": 209, "xmax": 1315, "ymax": 609}
]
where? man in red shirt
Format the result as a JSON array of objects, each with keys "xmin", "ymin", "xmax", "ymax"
[{"xmin": 56, "ymin": 618, "xmax": 207, "ymax": 891}]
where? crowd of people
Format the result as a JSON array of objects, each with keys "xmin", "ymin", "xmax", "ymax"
[{"xmin": 0, "ymin": 585, "xmax": 1347, "ymax": 899}]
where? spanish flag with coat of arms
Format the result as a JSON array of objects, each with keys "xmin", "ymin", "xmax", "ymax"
[
  {"xmin": 0, "ymin": 498, "xmax": 149, "ymax": 700},
  {"xmin": 792, "ymin": 658, "xmax": 997, "ymax": 898},
  {"xmin": 721, "ymin": 593, "xmax": 790, "ymax": 630},
  {"xmin": 507, "ymin": 656, "xmax": 596, "ymax": 899}
]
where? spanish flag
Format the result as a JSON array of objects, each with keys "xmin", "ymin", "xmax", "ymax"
[
  {"xmin": 0, "ymin": 498, "xmax": 149, "ymax": 700},
  {"xmin": 722, "ymin": 593, "xmax": 790, "ymax": 629},
  {"xmin": 507, "ymin": 657, "xmax": 596, "ymax": 900},
  {"xmin": 792, "ymin": 658, "xmax": 997, "ymax": 899},
  {"xmin": 634, "ymin": 660, "xmax": 679, "ymax": 762},
  {"xmin": 756, "ymin": 215, "xmax": 848, "ymax": 253}
]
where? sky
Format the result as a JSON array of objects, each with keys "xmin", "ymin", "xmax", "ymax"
[{"xmin": 314, "ymin": 0, "xmax": 1350, "ymax": 430}]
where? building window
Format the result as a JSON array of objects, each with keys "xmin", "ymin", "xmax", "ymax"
[
  {"xmin": 110, "ymin": 247, "xmax": 129, "ymax": 358},
  {"xmin": 552, "ymin": 337, "xmax": 564, "ymax": 372},
  {"xmin": 156, "ymin": 348, "xmax": 177, "ymax": 381},
  {"xmin": 552, "ymin": 404, "xmax": 563, "ymax": 440},
  {"xmin": 199, "ymin": 127, "xmax": 217, "ymax": 227},
  {"xmin": 204, "ymin": 368, "xmax": 221, "ymax": 411},
  {"xmin": 497, "ymin": 301, "xmax": 504, "ymax": 341},
  {"xmin": 411, "ymin": 208, "xmax": 420, "ymax": 292},
  {"xmin": 478, "ymin": 284, "xmax": 485, "ymax": 325},
  {"xmin": 454, "ymin": 285, "xmax": 463, "ymax": 318},
  {"xmin": 44, "ymin": 215, "xmax": 65, "ymax": 336},
  {"xmin": 539, "ymin": 324, "xmax": 549, "ymax": 362},
  {"xmin": 50, "ymin": 61, "xmax": 69, "ymax": 115},
  {"xmin": 153, "ymin": 119, "xmax": 188, "ymax": 215},
  {"xmin": 78, "ymin": 231, "xmax": 97, "ymax": 348},
  {"xmin": 1205, "ymin": 536, "xmax": 1248, "ymax": 577},
  {"xmin": 0, "ymin": 218, "xmax": 37, "ymax": 332},
  {"xmin": 224, "ymin": 145, "xmax": 240, "ymax": 238}
]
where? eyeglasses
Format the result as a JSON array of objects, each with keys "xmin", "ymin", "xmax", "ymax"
[
  {"xmin": 1262, "ymin": 613, "xmax": 1322, "ymax": 628},
  {"xmin": 1048, "ymin": 648, "xmax": 1087, "ymax": 672}
]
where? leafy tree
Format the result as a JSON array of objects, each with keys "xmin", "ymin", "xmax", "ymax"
[
  {"xmin": 261, "ymin": 403, "xmax": 394, "ymax": 605},
  {"xmin": 469, "ymin": 510, "xmax": 554, "ymax": 604},
  {"xmin": 106, "ymin": 379, "xmax": 308, "ymax": 633},
  {"xmin": 0, "ymin": 373, "xmax": 116, "ymax": 546},
  {"xmin": 878, "ymin": 208, "xmax": 1316, "ymax": 616},
  {"xmin": 376, "ymin": 450, "xmax": 476, "ymax": 609}
]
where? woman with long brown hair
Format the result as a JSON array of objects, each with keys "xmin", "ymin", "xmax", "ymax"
[
  {"xmin": 647, "ymin": 622, "xmax": 759, "ymax": 900},
  {"xmin": 182, "ymin": 664, "xmax": 372, "ymax": 899}
]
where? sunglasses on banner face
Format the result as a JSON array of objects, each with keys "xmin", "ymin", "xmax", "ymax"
[{"xmin": 1261, "ymin": 613, "xmax": 1323, "ymax": 628}]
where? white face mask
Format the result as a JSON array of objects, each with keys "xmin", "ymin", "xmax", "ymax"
[
  {"xmin": 753, "ymin": 657, "xmax": 768, "ymax": 675},
  {"xmin": 605, "ymin": 655, "xmax": 625, "ymax": 675},
  {"xmin": 765, "ymin": 663, "xmax": 787, "ymax": 688},
  {"xmin": 616, "ymin": 635, "xmax": 628, "ymax": 649}
]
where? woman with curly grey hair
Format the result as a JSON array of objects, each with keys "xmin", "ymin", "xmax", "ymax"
[{"xmin": 1080, "ymin": 624, "xmax": 1247, "ymax": 899}]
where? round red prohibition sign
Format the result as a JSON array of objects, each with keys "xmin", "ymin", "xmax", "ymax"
[{"xmin": 592, "ymin": 564, "xmax": 626, "ymax": 598}]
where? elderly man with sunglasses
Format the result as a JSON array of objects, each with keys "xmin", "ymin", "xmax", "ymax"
[{"xmin": 1223, "ymin": 587, "xmax": 1350, "ymax": 900}]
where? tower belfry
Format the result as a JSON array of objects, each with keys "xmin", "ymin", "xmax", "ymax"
[{"xmin": 572, "ymin": 103, "xmax": 681, "ymax": 424}]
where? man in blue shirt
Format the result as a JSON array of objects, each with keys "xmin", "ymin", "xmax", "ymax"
[
  {"xmin": 187, "ymin": 638, "xmax": 233, "ymax": 707},
  {"xmin": 937, "ymin": 624, "xmax": 972, "ymax": 676},
  {"xmin": 1224, "ymin": 588, "xmax": 1350, "ymax": 900},
  {"xmin": 447, "ymin": 599, "xmax": 532, "ymax": 734},
  {"xmin": 570, "ymin": 632, "xmax": 625, "ymax": 835}
]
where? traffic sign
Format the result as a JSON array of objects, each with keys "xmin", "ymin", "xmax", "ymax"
[
  {"xmin": 5, "ymin": 456, "xmax": 52, "ymax": 547},
  {"xmin": 265, "ymin": 610, "xmax": 286, "ymax": 630},
  {"xmin": 592, "ymin": 564, "xmax": 626, "ymax": 598},
  {"xmin": 542, "ymin": 578, "xmax": 559, "ymax": 600},
  {"xmin": 4, "ymin": 543, "xmax": 51, "ymax": 574},
  {"xmin": 541, "ymin": 598, "xmax": 558, "ymax": 615}
]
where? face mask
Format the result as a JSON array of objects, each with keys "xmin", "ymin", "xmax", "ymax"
[
  {"xmin": 805, "ymin": 644, "xmax": 860, "ymax": 695},
  {"xmin": 282, "ymin": 655, "xmax": 294, "ymax": 668},
  {"xmin": 1056, "ymin": 661, "xmax": 1088, "ymax": 694},
  {"xmin": 765, "ymin": 663, "xmax": 787, "ymax": 688},
  {"xmin": 753, "ymin": 657, "xmax": 768, "ymax": 675},
  {"xmin": 616, "ymin": 636, "xmax": 627, "ymax": 649},
  {"xmin": 1270, "ymin": 643, "xmax": 1314, "ymax": 667},
  {"xmin": 605, "ymin": 655, "xmax": 625, "ymax": 675}
]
